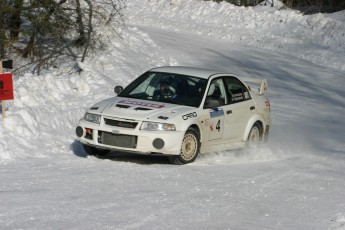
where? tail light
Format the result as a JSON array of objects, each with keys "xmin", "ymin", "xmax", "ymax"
[
  {"xmin": 265, "ymin": 99, "xmax": 270, "ymax": 107},
  {"xmin": 265, "ymin": 99, "xmax": 270, "ymax": 111}
]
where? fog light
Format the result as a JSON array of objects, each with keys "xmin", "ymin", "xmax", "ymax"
[
  {"xmin": 76, "ymin": 126, "xmax": 84, "ymax": 137},
  {"xmin": 153, "ymin": 138, "xmax": 164, "ymax": 149},
  {"xmin": 85, "ymin": 128, "xmax": 93, "ymax": 140}
]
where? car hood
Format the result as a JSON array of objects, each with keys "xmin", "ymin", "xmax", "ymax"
[{"xmin": 88, "ymin": 97, "xmax": 194, "ymax": 121}]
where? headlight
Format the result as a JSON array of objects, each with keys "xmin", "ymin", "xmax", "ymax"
[
  {"xmin": 84, "ymin": 113, "xmax": 101, "ymax": 124},
  {"xmin": 140, "ymin": 121, "xmax": 176, "ymax": 131}
]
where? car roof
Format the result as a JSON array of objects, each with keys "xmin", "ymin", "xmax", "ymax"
[{"xmin": 149, "ymin": 66, "xmax": 226, "ymax": 79}]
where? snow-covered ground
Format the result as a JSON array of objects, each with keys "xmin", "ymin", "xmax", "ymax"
[{"xmin": 1, "ymin": 0, "xmax": 345, "ymax": 229}]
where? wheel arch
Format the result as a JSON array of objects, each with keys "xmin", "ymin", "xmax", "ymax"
[
  {"xmin": 188, "ymin": 124, "xmax": 202, "ymax": 142},
  {"xmin": 242, "ymin": 114, "xmax": 265, "ymax": 142}
]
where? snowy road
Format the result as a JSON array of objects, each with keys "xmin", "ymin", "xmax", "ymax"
[
  {"xmin": 1, "ymin": 152, "xmax": 345, "ymax": 229},
  {"xmin": 140, "ymin": 26, "xmax": 345, "ymax": 155}
]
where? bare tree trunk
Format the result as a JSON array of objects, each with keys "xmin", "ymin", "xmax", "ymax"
[
  {"xmin": 10, "ymin": 0, "xmax": 23, "ymax": 41},
  {"xmin": 23, "ymin": 31, "xmax": 36, "ymax": 59},
  {"xmin": 75, "ymin": 0, "xmax": 86, "ymax": 46},
  {"xmin": 81, "ymin": 0, "xmax": 93, "ymax": 62},
  {"xmin": 0, "ymin": 0, "xmax": 7, "ymax": 58}
]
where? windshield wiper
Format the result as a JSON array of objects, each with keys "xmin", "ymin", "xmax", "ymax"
[{"xmin": 160, "ymin": 98, "xmax": 179, "ymax": 105}]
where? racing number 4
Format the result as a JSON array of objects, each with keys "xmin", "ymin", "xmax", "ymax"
[{"xmin": 216, "ymin": 120, "xmax": 221, "ymax": 132}]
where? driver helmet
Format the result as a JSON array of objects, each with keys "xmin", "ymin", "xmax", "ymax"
[{"xmin": 159, "ymin": 78, "xmax": 172, "ymax": 97}]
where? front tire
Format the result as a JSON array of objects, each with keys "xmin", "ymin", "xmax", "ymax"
[
  {"xmin": 169, "ymin": 128, "xmax": 200, "ymax": 165},
  {"xmin": 83, "ymin": 144, "xmax": 110, "ymax": 156}
]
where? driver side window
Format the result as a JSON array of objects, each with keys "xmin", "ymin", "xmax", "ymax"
[{"xmin": 204, "ymin": 78, "xmax": 227, "ymax": 109}]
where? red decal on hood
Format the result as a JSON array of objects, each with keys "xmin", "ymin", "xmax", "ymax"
[{"xmin": 118, "ymin": 100, "xmax": 164, "ymax": 109}]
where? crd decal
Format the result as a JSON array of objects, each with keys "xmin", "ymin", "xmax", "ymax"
[{"xmin": 182, "ymin": 112, "xmax": 197, "ymax": 120}]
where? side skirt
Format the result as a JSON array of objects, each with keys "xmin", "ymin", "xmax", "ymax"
[{"xmin": 200, "ymin": 141, "xmax": 245, "ymax": 154}]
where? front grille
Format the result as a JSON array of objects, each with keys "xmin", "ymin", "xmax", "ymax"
[
  {"xmin": 99, "ymin": 131, "xmax": 137, "ymax": 148},
  {"xmin": 104, "ymin": 118, "xmax": 138, "ymax": 129}
]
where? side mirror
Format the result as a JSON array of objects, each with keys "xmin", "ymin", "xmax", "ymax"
[
  {"xmin": 114, "ymin": 86, "xmax": 123, "ymax": 95},
  {"xmin": 204, "ymin": 98, "xmax": 222, "ymax": 109}
]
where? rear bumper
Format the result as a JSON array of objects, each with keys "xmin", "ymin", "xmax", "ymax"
[{"xmin": 264, "ymin": 125, "xmax": 270, "ymax": 142}]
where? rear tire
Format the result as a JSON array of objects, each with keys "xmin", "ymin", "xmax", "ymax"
[
  {"xmin": 247, "ymin": 123, "xmax": 261, "ymax": 147},
  {"xmin": 83, "ymin": 144, "xmax": 110, "ymax": 156},
  {"xmin": 168, "ymin": 128, "xmax": 200, "ymax": 165}
]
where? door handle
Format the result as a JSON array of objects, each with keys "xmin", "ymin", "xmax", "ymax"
[
  {"xmin": 250, "ymin": 106, "xmax": 255, "ymax": 111},
  {"xmin": 227, "ymin": 110, "xmax": 232, "ymax": 114}
]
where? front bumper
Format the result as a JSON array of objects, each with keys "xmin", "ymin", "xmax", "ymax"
[{"xmin": 76, "ymin": 119, "xmax": 185, "ymax": 155}]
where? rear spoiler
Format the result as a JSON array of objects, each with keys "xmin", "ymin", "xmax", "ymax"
[{"xmin": 243, "ymin": 78, "xmax": 268, "ymax": 95}]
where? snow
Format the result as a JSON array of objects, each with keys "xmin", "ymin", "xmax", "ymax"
[{"xmin": 1, "ymin": 0, "xmax": 345, "ymax": 229}]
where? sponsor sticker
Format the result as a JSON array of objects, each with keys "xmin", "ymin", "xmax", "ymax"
[
  {"xmin": 182, "ymin": 112, "xmax": 197, "ymax": 120},
  {"xmin": 210, "ymin": 108, "xmax": 224, "ymax": 118},
  {"xmin": 118, "ymin": 100, "xmax": 164, "ymax": 109}
]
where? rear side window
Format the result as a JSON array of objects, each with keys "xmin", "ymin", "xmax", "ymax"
[{"xmin": 224, "ymin": 77, "xmax": 251, "ymax": 103}]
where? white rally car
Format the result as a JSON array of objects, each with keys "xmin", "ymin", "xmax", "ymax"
[{"xmin": 76, "ymin": 66, "xmax": 271, "ymax": 164}]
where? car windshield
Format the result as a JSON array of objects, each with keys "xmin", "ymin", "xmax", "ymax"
[{"xmin": 118, "ymin": 71, "xmax": 208, "ymax": 107}]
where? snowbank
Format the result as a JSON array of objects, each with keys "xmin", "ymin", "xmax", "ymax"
[{"xmin": 0, "ymin": 28, "xmax": 175, "ymax": 163}]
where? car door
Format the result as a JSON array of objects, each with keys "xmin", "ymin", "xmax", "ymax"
[
  {"xmin": 222, "ymin": 76, "xmax": 256, "ymax": 142},
  {"xmin": 203, "ymin": 78, "xmax": 228, "ymax": 141}
]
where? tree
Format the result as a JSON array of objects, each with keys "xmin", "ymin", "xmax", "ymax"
[
  {"xmin": 9, "ymin": 0, "xmax": 23, "ymax": 41},
  {"xmin": 75, "ymin": 0, "xmax": 86, "ymax": 46},
  {"xmin": 280, "ymin": 0, "xmax": 345, "ymax": 12},
  {"xmin": 0, "ymin": 0, "xmax": 8, "ymax": 59},
  {"xmin": 206, "ymin": 0, "xmax": 345, "ymax": 10},
  {"xmin": 2, "ymin": 0, "xmax": 125, "ymax": 74}
]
